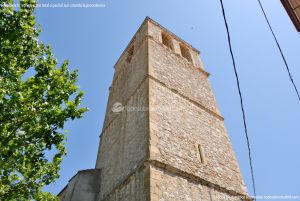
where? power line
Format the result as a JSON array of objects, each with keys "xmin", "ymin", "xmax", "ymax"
[
  {"xmin": 256, "ymin": 0, "xmax": 300, "ymax": 102},
  {"xmin": 218, "ymin": 0, "xmax": 257, "ymax": 200}
]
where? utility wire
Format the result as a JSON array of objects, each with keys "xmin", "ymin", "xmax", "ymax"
[
  {"xmin": 256, "ymin": 0, "xmax": 300, "ymax": 102},
  {"xmin": 218, "ymin": 0, "xmax": 257, "ymax": 200}
]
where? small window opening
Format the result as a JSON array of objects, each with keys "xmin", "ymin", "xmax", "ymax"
[
  {"xmin": 197, "ymin": 144, "xmax": 206, "ymax": 164},
  {"xmin": 127, "ymin": 46, "xmax": 134, "ymax": 63},
  {"xmin": 180, "ymin": 43, "xmax": 193, "ymax": 63},
  {"xmin": 161, "ymin": 32, "xmax": 174, "ymax": 50}
]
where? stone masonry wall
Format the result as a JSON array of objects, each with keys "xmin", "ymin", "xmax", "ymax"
[
  {"xmin": 148, "ymin": 25, "xmax": 221, "ymax": 115},
  {"xmin": 96, "ymin": 79, "xmax": 149, "ymax": 200},
  {"xmin": 147, "ymin": 20, "xmax": 248, "ymax": 196},
  {"xmin": 95, "ymin": 20, "xmax": 150, "ymax": 200},
  {"xmin": 102, "ymin": 165, "xmax": 150, "ymax": 201},
  {"xmin": 101, "ymin": 22, "xmax": 149, "ymax": 130},
  {"xmin": 150, "ymin": 165, "xmax": 246, "ymax": 201},
  {"xmin": 148, "ymin": 78, "xmax": 247, "ymax": 195}
]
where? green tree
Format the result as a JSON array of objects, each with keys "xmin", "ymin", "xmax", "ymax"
[{"xmin": 0, "ymin": 0, "xmax": 87, "ymax": 199}]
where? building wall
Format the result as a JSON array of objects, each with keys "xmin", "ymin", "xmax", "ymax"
[
  {"xmin": 281, "ymin": 0, "xmax": 300, "ymax": 31},
  {"xmin": 102, "ymin": 165, "xmax": 150, "ymax": 201},
  {"xmin": 100, "ymin": 22, "xmax": 149, "ymax": 130},
  {"xmin": 59, "ymin": 169, "xmax": 101, "ymax": 201},
  {"xmin": 150, "ymin": 165, "xmax": 246, "ymax": 201},
  {"xmin": 147, "ymin": 20, "xmax": 248, "ymax": 196},
  {"xmin": 95, "ymin": 21, "xmax": 150, "ymax": 200},
  {"xmin": 147, "ymin": 22, "xmax": 220, "ymax": 116},
  {"xmin": 148, "ymin": 78, "xmax": 247, "ymax": 195}
]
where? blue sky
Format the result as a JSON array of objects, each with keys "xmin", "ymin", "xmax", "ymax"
[{"xmin": 35, "ymin": 0, "xmax": 300, "ymax": 199}]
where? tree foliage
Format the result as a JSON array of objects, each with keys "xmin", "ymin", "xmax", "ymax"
[{"xmin": 0, "ymin": 0, "xmax": 87, "ymax": 199}]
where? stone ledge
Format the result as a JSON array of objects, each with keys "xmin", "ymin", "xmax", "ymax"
[
  {"xmin": 98, "ymin": 159, "xmax": 252, "ymax": 201},
  {"xmin": 149, "ymin": 160, "xmax": 253, "ymax": 201},
  {"xmin": 149, "ymin": 75, "xmax": 224, "ymax": 121}
]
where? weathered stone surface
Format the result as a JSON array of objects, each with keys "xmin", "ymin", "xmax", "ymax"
[
  {"xmin": 148, "ymin": 39, "xmax": 220, "ymax": 116},
  {"xmin": 148, "ymin": 78, "xmax": 246, "ymax": 195},
  {"xmin": 95, "ymin": 78, "xmax": 149, "ymax": 200},
  {"xmin": 150, "ymin": 165, "xmax": 248, "ymax": 201},
  {"xmin": 102, "ymin": 165, "xmax": 150, "ymax": 201},
  {"xmin": 59, "ymin": 17, "xmax": 251, "ymax": 201},
  {"xmin": 59, "ymin": 169, "xmax": 101, "ymax": 201}
]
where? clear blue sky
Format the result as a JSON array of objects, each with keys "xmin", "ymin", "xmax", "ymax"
[{"xmin": 36, "ymin": 0, "xmax": 300, "ymax": 199}]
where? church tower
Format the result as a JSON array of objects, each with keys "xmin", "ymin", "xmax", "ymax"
[{"xmin": 59, "ymin": 17, "xmax": 252, "ymax": 201}]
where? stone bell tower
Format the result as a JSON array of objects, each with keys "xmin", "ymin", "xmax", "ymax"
[{"xmin": 59, "ymin": 17, "xmax": 252, "ymax": 201}]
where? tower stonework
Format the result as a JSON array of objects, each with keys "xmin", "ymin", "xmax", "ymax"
[{"xmin": 59, "ymin": 17, "xmax": 252, "ymax": 201}]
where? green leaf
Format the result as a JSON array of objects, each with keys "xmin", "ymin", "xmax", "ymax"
[{"xmin": 0, "ymin": 0, "xmax": 87, "ymax": 199}]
